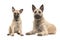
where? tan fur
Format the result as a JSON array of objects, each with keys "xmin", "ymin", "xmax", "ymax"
[
  {"xmin": 13, "ymin": 10, "xmax": 20, "ymax": 13},
  {"xmin": 26, "ymin": 17, "xmax": 56, "ymax": 36},
  {"xmin": 39, "ymin": 18, "xmax": 56, "ymax": 35},
  {"xmin": 26, "ymin": 4, "xmax": 56, "ymax": 36},
  {"xmin": 7, "ymin": 7, "xmax": 23, "ymax": 36}
]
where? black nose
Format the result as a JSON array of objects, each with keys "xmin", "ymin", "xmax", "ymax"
[{"xmin": 34, "ymin": 15, "xmax": 41, "ymax": 19}]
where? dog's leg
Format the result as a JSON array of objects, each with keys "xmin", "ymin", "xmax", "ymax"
[
  {"xmin": 7, "ymin": 27, "xmax": 11, "ymax": 36},
  {"xmin": 10, "ymin": 25, "xmax": 15, "ymax": 36},
  {"xmin": 17, "ymin": 23, "xmax": 23, "ymax": 36},
  {"xmin": 26, "ymin": 30, "xmax": 36, "ymax": 35},
  {"xmin": 37, "ymin": 24, "xmax": 48, "ymax": 36}
]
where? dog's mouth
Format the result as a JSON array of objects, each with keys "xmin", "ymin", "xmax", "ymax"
[
  {"xmin": 34, "ymin": 15, "xmax": 42, "ymax": 19},
  {"xmin": 15, "ymin": 19, "xmax": 18, "ymax": 21}
]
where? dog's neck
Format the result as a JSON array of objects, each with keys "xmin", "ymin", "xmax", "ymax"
[{"xmin": 34, "ymin": 16, "xmax": 44, "ymax": 28}]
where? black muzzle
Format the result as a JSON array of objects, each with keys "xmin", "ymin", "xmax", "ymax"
[
  {"xmin": 14, "ymin": 15, "xmax": 19, "ymax": 21},
  {"xmin": 34, "ymin": 15, "xmax": 41, "ymax": 19}
]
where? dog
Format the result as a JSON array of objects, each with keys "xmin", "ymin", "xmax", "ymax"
[
  {"xmin": 26, "ymin": 4, "xmax": 56, "ymax": 36},
  {"xmin": 7, "ymin": 7, "xmax": 23, "ymax": 36}
]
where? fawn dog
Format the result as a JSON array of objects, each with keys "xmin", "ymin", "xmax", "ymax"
[
  {"xmin": 7, "ymin": 7, "xmax": 23, "ymax": 36},
  {"xmin": 26, "ymin": 4, "xmax": 56, "ymax": 36}
]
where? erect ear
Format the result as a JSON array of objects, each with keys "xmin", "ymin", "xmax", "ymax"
[
  {"xmin": 19, "ymin": 9, "xmax": 23, "ymax": 13},
  {"xmin": 40, "ymin": 4, "xmax": 44, "ymax": 12},
  {"xmin": 32, "ymin": 4, "xmax": 36, "ymax": 12},
  {"xmin": 12, "ymin": 7, "xmax": 15, "ymax": 12}
]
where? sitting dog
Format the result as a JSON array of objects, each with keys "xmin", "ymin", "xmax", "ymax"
[
  {"xmin": 26, "ymin": 4, "xmax": 56, "ymax": 36},
  {"xmin": 7, "ymin": 7, "xmax": 23, "ymax": 36}
]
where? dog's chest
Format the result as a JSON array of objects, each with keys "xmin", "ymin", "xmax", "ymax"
[
  {"xmin": 14, "ymin": 21, "xmax": 20, "ymax": 32},
  {"xmin": 35, "ymin": 20, "xmax": 40, "ymax": 29},
  {"xmin": 35, "ymin": 20, "xmax": 40, "ymax": 26},
  {"xmin": 35, "ymin": 20, "xmax": 43, "ymax": 32}
]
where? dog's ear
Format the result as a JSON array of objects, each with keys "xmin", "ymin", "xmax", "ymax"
[
  {"xmin": 12, "ymin": 7, "xmax": 15, "ymax": 12},
  {"xmin": 32, "ymin": 4, "xmax": 36, "ymax": 12},
  {"xmin": 19, "ymin": 9, "xmax": 23, "ymax": 13},
  {"xmin": 40, "ymin": 4, "xmax": 44, "ymax": 12}
]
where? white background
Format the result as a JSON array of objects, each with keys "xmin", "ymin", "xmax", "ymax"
[{"xmin": 0, "ymin": 0, "xmax": 60, "ymax": 40}]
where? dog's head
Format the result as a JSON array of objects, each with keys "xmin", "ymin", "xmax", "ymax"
[
  {"xmin": 32, "ymin": 4, "xmax": 44, "ymax": 19},
  {"xmin": 12, "ymin": 7, "xmax": 23, "ymax": 21}
]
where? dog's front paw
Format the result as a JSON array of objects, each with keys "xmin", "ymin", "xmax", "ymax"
[
  {"xmin": 17, "ymin": 33, "xmax": 20, "ymax": 35},
  {"xmin": 11, "ymin": 35, "xmax": 14, "ymax": 36},
  {"xmin": 17, "ymin": 33, "xmax": 24, "ymax": 36},
  {"xmin": 11, "ymin": 34, "xmax": 14, "ymax": 36},
  {"xmin": 20, "ymin": 34, "xmax": 24, "ymax": 36},
  {"xmin": 37, "ymin": 34, "xmax": 43, "ymax": 36},
  {"xmin": 7, "ymin": 34, "xmax": 10, "ymax": 36},
  {"xmin": 26, "ymin": 32, "xmax": 32, "ymax": 35}
]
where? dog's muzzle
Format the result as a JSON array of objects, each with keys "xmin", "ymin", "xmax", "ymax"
[
  {"xmin": 14, "ymin": 15, "xmax": 19, "ymax": 21},
  {"xmin": 34, "ymin": 14, "xmax": 41, "ymax": 19}
]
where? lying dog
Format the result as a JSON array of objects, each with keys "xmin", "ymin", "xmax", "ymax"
[
  {"xmin": 7, "ymin": 7, "xmax": 23, "ymax": 36},
  {"xmin": 26, "ymin": 4, "xmax": 56, "ymax": 36}
]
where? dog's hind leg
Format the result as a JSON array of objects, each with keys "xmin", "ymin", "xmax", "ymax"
[{"xmin": 37, "ymin": 25, "xmax": 48, "ymax": 36}]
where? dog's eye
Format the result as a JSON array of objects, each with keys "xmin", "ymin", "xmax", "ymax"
[
  {"xmin": 34, "ymin": 11, "xmax": 37, "ymax": 13},
  {"xmin": 38, "ymin": 11, "xmax": 41, "ymax": 13}
]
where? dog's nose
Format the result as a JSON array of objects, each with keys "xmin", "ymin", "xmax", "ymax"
[{"xmin": 34, "ymin": 15, "xmax": 41, "ymax": 19}]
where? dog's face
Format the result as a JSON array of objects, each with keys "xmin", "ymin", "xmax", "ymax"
[
  {"xmin": 12, "ymin": 7, "xmax": 23, "ymax": 21},
  {"xmin": 32, "ymin": 4, "xmax": 44, "ymax": 19}
]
